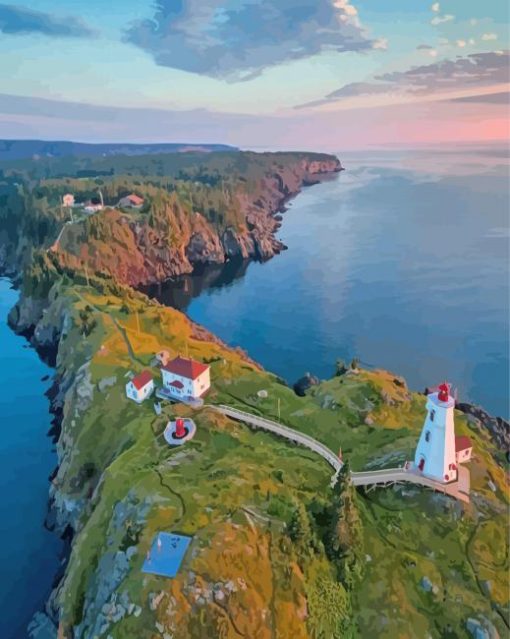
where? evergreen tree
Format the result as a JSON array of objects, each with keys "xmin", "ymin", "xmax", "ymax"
[
  {"xmin": 288, "ymin": 500, "xmax": 316, "ymax": 560},
  {"xmin": 335, "ymin": 359, "xmax": 348, "ymax": 376},
  {"xmin": 327, "ymin": 461, "xmax": 364, "ymax": 590}
]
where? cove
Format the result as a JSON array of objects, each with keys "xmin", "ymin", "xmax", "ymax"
[
  {"xmin": 0, "ymin": 278, "xmax": 62, "ymax": 639},
  {"xmin": 146, "ymin": 147, "xmax": 509, "ymax": 418}
]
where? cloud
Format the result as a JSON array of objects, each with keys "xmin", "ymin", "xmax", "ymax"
[
  {"xmin": 431, "ymin": 3, "xmax": 440, "ymax": 12},
  {"xmin": 296, "ymin": 51, "xmax": 510, "ymax": 107},
  {"xmin": 456, "ymin": 39, "xmax": 466, "ymax": 48},
  {"xmin": 417, "ymin": 44, "xmax": 438, "ymax": 56},
  {"xmin": 431, "ymin": 14, "xmax": 454, "ymax": 25},
  {"xmin": 0, "ymin": 4, "xmax": 94, "ymax": 37},
  {"xmin": 481, "ymin": 33, "xmax": 498, "ymax": 41},
  {"xmin": 124, "ymin": 0, "xmax": 376, "ymax": 81},
  {"xmin": 449, "ymin": 91, "xmax": 509, "ymax": 104}
]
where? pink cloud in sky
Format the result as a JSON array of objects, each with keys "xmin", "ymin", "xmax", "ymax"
[{"xmin": 0, "ymin": 92, "xmax": 507, "ymax": 150}]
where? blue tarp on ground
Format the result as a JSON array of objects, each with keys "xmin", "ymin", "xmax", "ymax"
[{"xmin": 142, "ymin": 532, "xmax": 192, "ymax": 578}]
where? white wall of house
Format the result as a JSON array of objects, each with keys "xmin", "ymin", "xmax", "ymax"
[
  {"xmin": 456, "ymin": 447, "xmax": 472, "ymax": 464},
  {"xmin": 125, "ymin": 379, "xmax": 154, "ymax": 403},
  {"xmin": 162, "ymin": 368, "xmax": 210, "ymax": 399},
  {"xmin": 192, "ymin": 369, "xmax": 210, "ymax": 397}
]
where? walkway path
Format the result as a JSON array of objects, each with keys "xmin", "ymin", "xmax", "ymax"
[
  {"xmin": 214, "ymin": 405, "xmax": 342, "ymax": 473},
  {"xmin": 213, "ymin": 404, "xmax": 469, "ymax": 502}
]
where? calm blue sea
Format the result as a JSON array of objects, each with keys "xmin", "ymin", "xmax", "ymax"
[
  {"xmin": 0, "ymin": 279, "xmax": 62, "ymax": 639},
  {"xmin": 153, "ymin": 146, "xmax": 509, "ymax": 417}
]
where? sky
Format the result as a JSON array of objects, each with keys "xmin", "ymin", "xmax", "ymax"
[{"xmin": 0, "ymin": 0, "xmax": 508, "ymax": 149}]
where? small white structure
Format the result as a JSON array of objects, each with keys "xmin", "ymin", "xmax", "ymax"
[
  {"xmin": 161, "ymin": 356, "xmax": 210, "ymax": 401},
  {"xmin": 84, "ymin": 201, "xmax": 103, "ymax": 213},
  {"xmin": 414, "ymin": 383, "xmax": 458, "ymax": 483},
  {"xmin": 119, "ymin": 193, "xmax": 144, "ymax": 209},
  {"xmin": 156, "ymin": 349, "xmax": 171, "ymax": 367},
  {"xmin": 62, "ymin": 193, "xmax": 74, "ymax": 207},
  {"xmin": 455, "ymin": 435, "xmax": 473, "ymax": 464},
  {"xmin": 126, "ymin": 370, "xmax": 154, "ymax": 403}
]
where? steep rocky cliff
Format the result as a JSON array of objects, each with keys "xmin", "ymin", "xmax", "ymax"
[{"xmin": 51, "ymin": 157, "xmax": 341, "ymax": 286}]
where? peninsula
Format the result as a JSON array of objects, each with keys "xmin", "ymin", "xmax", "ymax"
[{"xmin": 0, "ymin": 148, "xmax": 507, "ymax": 639}]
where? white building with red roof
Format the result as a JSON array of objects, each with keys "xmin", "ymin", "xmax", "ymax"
[
  {"xmin": 119, "ymin": 193, "xmax": 144, "ymax": 209},
  {"xmin": 126, "ymin": 370, "xmax": 154, "ymax": 403},
  {"xmin": 161, "ymin": 356, "xmax": 210, "ymax": 401},
  {"xmin": 455, "ymin": 435, "xmax": 473, "ymax": 464}
]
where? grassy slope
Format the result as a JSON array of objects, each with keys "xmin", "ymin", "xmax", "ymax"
[{"xmin": 44, "ymin": 280, "xmax": 509, "ymax": 639}]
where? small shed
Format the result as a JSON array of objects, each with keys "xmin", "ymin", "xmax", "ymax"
[
  {"xmin": 126, "ymin": 370, "xmax": 154, "ymax": 403},
  {"xmin": 455, "ymin": 435, "xmax": 473, "ymax": 464}
]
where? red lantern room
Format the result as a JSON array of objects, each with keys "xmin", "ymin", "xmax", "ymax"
[
  {"xmin": 175, "ymin": 418, "xmax": 186, "ymax": 439},
  {"xmin": 437, "ymin": 382, "xmax": 450, "ymax": 402}
]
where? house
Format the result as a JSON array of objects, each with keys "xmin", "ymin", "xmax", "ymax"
[
  {"xmin": 62, "ymin": 193, "xmax": 75, "ymax": 207},
  {"xmin": 455, "ymin": 435, "xmax": 473, "ymax": 464},
  {"xmin": 83, "ymin": 199, "xmax": 103, "ymax": 213},
  {"xmin": 126, "ymin": 370, "xmax": 154, "ymax": 403},
  {"xmin": 161, "ymin": 356, "xmax": 210, "ymax": 401},
  {"xmin": 119, "ymin": 193, "xmax": 144, "ymax": 209}
]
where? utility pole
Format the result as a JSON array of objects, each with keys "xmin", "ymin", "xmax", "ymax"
[
  {"xmin": 277, "ymin": 397, "xmax": 281, "ymax": 422},
  {"xmin": 84, "ymin": 264, "xmax": 90, "ymax": 287},
  {"xmin": 136, "ymin": 309, "xmax": 140, "ymax": 335}
]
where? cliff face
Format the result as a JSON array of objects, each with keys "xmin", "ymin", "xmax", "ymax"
[{"xmin": 52, "ymin": 158, "xmax": 341, "ymax": 287}]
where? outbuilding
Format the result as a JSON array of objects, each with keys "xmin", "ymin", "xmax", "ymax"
[
  {"xmin": 119, "ymin": 193, "xmax": 144, "ymax": 208},
  {"xmin": 455, "ymin": 435, "xmax": 473, "ymax": 464},
  {"xmin": 161, "ymin": 356, "xmax": 210, "ymax": 401},
  {"xmin": 126, "ymin": 370, "xmax": 154, "ymax": 403}
]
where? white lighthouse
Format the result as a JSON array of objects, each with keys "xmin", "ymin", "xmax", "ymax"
[{"xmin": 414, "ymin": 382, "xmax": 458, "ymax": 483}]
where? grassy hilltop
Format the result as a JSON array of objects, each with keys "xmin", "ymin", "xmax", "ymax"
[
  {"xmin": 1, "ymin": 149, "xmax": 508, "ymax": 638},
  {"xmin": 9, "ymin": 268, "xmax": 508, "ymax": 639}
]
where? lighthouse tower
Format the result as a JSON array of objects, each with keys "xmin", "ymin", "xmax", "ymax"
[{"xmin": 414, "ymin": 382, "xmax": 458, "ymax": 483}]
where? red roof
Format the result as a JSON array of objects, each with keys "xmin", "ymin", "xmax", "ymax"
[
  {"xmin": 455, "ymin": 435, "xmax": 472, "ymax": 452},
  {"xmin": 131, "ymin": 370, "xmax": 153, "ymax": 390},
  {"xmin": 162, "ymin": 356, "xmax": 209, "ymax": 380},
  {"xmin": 169, "ymin": 379, "xmax": 184, "ymax": 389},
  {"xmin": 127, "ymin": 194, "xmax": 144, "ymax": 205}
]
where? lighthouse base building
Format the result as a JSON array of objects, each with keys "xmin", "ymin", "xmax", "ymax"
[{"xmin": 414, "ymin": 383, "xmax": 459, "ymax": 484}]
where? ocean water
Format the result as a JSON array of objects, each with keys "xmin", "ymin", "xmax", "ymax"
[
  {"xmin": 150, "ymin": 146, "xmax": 509, "ymax": 418},
  {"xmin": 0, "ymin": 279, "xmax": 62, "ymax": 639}
]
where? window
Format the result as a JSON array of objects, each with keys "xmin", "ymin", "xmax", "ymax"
[
  {"xmin": 430, "ymin": 410, "xmax": 435, "ymax": 422},
  {"xmin": 425, "ymin": 431, "xmax": 431, "ymax": 442}
]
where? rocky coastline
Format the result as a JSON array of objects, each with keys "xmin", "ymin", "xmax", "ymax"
[
  {"xmin": 1, "ymin": 150, "xmax": 508, "ymax": 638},
  {"xmin": 52, "ymin": 158, "xmax": 343, "ymax": 287}
]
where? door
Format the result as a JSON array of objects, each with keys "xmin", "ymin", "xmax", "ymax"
[{"xmin": 418, "ymin": 457, "xmax": 425, "ymax": 472}]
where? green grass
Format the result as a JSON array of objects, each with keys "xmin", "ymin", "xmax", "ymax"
[{"xmin": 36, "ymin": 281, "xmax": 508, "ymax": 638}]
